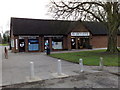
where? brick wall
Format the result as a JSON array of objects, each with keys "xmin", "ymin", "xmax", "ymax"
[
  {"xmin": 90, "ymin": 35, "xmax": 108, "ymax": 48},
  {"xmin": 67, "ymin": 34, "xmax": 71, "ymax": 50},
  {"xmin": 90, "ymin": 35, "xmax": 120, "ymax": 48}
]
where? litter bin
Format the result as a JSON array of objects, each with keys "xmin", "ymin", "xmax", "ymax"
[{"xmin": 46, "ymin": 46, "xmax": 50, "ymax": 55}]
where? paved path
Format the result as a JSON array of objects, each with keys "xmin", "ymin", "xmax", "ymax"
[{"xmin": 1, "ymin": 46, "xmax": 119, "ymax": 86}]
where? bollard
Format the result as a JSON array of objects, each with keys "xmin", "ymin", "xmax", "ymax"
[
  {"xmin": 30, "ymin": 62, "xmax": 35, "ymax": 79},
  {"xmin": 99, "ymin": 57, "xmax": 104, "ymax": 70},
  {"xmin": 79, "ymin": 58, "xmax": 84, "ymax": 72},
  {"xmin": 57, "ymin": 60, "xmax": 62, "ymax": 75}
]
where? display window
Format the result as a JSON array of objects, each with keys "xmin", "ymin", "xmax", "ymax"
[
  {"xmin": 28, "ymin": 39, "xmax": 39, "ymax": 51},
  {"xmin": 52, "ymin": 37, "xmax": 63, "ymax": 49}
]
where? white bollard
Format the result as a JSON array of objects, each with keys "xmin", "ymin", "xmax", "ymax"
[
  {"xmin": 79, "ymin": 58, "xmax": 84, "ymax": 72},
  {"xmin": 30, "ymin": 62, "xmax": 35, "ymax": 79},
  {"xmin": 99, "ymin": 57, "xmax": 104, "ymax": 70},
  {"xmin": 57, "ymin": 60, "xmax": 62, "ymax": 75}
]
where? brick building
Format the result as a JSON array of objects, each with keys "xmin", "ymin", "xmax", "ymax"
[{"xmin": 10, "ymin": 17, "xmax": 120, "ymax": 53}]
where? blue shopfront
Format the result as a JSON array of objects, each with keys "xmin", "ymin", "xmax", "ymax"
[
  {"xmin": 18, "ymin": 36, "xmax": 40, "ymax": 52},
  {"xmin": 28, "ymin": 39, "xmax": 39, "ymax": 51}
]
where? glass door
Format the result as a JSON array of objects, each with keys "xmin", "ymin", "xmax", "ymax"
[
  {"xmin": 71, "ymin": 38, "xmax": 76, "ymax": 49},
  {"xmin": 19, "ymin": 39, "xmax": 25, "ymax": 52}
]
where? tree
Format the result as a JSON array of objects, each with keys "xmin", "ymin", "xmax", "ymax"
[
  {"xmin": 49, "ymin": 0, "xmax": 120, "ymax": 53},
  {"xmin": 2, "ymin": 30, "xmax": 10, "ymax": 44},
  {"xmin": 0, "ymin": 33, "xmax": 2, "ymax": 44}
]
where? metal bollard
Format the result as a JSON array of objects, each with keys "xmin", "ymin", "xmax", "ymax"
[
  {"xmin": 99, "ymin": 57, "xmax": 104, "ymax": 70},
  {"xmin": 57, "ymin": 60, "xmax": 62, "ymax": 75},
  {"xmin": 30, "ymin": 62, "xmax": 35, "ymax": 79},
  {"xmin": 79, "ymin": 58, "xmax": 84, "ymax": 72}
]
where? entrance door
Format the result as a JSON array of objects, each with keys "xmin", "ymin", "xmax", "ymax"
[
  {"xmin": 80, "ymin": 38, "xmax": 90, "ymax": 48},
  {"xmin": 71, "ymin": 38, "xmax": 76, "ymax": 49},
  {"xmin": 44, "ymin": 39, "xmax": 49, "ymax": 50},
  {"xmin": 19, "ymin": 39, "xmax": 25, "ymax": 52}
]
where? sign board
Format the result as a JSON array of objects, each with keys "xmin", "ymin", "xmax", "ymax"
[
  {"xmin": 71, "ymin": 32, "xmax": 90, "ymax": 36},
  {"xmin": 19, "ymin": 36, "xmax": 39, "ymax": 39},
  {"xmin": 44, "ymin": 35, "xmax": 63, "ymax": 38}
]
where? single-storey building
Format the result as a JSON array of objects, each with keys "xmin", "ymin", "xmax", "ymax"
[{"xmin": 10, "ymin": 17, "xmax": 120, "ymax": 53}]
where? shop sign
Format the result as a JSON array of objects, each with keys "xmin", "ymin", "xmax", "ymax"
[
  {"xmin": 19, "ymin": 36, "xmax": 39, "ymax": 39},
  {"xmin": 44, "ymin": 35, "xmax": 63, "ymax": 38},
  {"xmin": 28, "ymin": 36, "xmax": 38, "ymax": 39},
  {"xmin": 71, "ymin": 32, "xmax": 90, "ymax": 36}
]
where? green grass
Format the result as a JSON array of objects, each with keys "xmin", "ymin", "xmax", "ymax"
[
  {"xmin": 50, "ymin": 49, "xmax": 119, "ymax": 66},
  {"xmin": 0, "ymin": 44, "xmax": 9, "ymax": 46}
]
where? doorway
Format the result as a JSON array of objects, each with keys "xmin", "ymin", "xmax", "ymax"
[
  {"xmin": 79, "ymin": 38, "xmax": 90, "ymax": 48},
  {"xmin": 71, "ymin": 38, "xmax": 76, "ymax": 49},
  {"xmin": 44, "ymin": 38, "xmax": 49, "ymax": 50},
  {"xmin": 19, "ymin": 39, "xmax": 25, "ymax": 52}
]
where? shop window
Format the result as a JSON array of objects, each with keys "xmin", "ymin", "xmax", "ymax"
[
  {"xmin": 52, "ymin": 38, "xmax": 63, "ymax": 49},
  {"xmin": 28, "ymin": 39, "xmax": 39, "ymax": 51},
  {"xmin": 52, "ymin": 41, "xmax": 62, "ymax": 49}
]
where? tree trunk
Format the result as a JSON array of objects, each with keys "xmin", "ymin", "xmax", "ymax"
[
  {"xmin": 106, "ymin": 2, "xmax": 119, "ymax": 53},
  {"xmin": 106, "ymin": 29, "xmax": 119, "ymax": 53}
]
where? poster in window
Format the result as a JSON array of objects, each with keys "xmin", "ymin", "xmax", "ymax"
[
  {"xmin": 11, "ymin": 39, "xmax": 14, "ymax": 47},
  {"xmin": 52, "ymin": 41, "xmax": 62, "ymax": 49},
  {"xmin": 28, "ymin": 39, "xmax": 39, "ymax": 51}
]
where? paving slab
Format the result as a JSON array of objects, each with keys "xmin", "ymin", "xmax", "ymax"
[{"xmin": 2, "ymin": 50, "xmax": 79, "ymax": 86}]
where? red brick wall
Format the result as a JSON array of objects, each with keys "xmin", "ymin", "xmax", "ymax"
[
  {"xmin": 63, "ymin": 36, "xmax": 68, "ymax": 49},
  {"xmin": 90, "ymin": 35, "xmax": 108, "ymax": 48},
  {"xmin": 90, "ymin": 35, "xmax": 120, "ymax": 48},
  {"xmin": 67, "ymin": 34, "xmax": 72, "ymax": 50}
]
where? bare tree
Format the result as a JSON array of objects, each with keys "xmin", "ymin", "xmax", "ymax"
[{"xmin": 48, "ymin": 0, "xmax": 120, "ymax": 53}]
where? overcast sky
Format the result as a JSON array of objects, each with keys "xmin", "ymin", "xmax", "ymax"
[
  {"xmin": 0, "ymin": 0, "xmax": 55, "ymax": 33},
  {"xmin": 0, "ymin": 0, "xmax": 118, "ymax": 33}
]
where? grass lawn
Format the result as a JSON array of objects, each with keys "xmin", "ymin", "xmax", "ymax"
[
  {"xmin": 50, "ymin": 49, "xmax": 119, "ymax": 66},
  {"xmin": 0, "ymin": 44, "xmax": 9, "ymax": 46}
]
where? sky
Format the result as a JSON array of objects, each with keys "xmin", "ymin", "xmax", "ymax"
[
  {"xmin": 0, "ymin": 0, "xmax": 119, "ymax": 33},
  {"xmin": 0, "ymin": 0, "xmax": 54, "ymax": 33}
]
